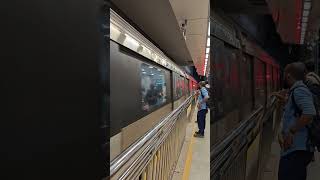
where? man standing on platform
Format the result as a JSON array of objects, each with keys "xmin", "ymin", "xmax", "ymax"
[
  {"xmin": 278, "ymin": 62, "xmax": 315, "ymax": 180},
  {"xmin": 194, "ymin": 81, "xmax": 209, "ymax": 138}
]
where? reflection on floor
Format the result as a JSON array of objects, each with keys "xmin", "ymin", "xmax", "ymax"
[{"xmin": 172, "ymin": 107, "xmax": 210, "ymax": 180}]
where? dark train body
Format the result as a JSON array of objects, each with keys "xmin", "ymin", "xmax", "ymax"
[
  {"xmin": 209, "ymin": 13, "xmax": 282, "ymax": 180},
  {"xmin": 209, "ymin": 14, "xmax": 280, "ymax": 146}
]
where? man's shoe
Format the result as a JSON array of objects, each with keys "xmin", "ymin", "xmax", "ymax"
[{"xmin": 193, "ymin": 133, "xmax": 204, "ymax": 138}]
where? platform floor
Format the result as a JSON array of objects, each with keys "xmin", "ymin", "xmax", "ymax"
[
  {"xmin": 172, "ymin": 107, "xmax": 210, "ymax": 180},
  {"xmin": 262, "ymin": 135, "xmax": 320, "ymax": 180}
]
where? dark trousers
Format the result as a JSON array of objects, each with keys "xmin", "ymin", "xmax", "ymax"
[
  {"xmin": 278, "ymin": 150, "xmax": 313, "ymax": 180},
  {"xmin": 197, "ymin": 109, "xmax": 207, "ymax": 135}
]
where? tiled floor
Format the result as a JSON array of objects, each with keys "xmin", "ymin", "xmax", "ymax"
[
  {"xmin": 188, "ymin": 112, "xmax": 210, "ymax": 180},
  {"xmin": 172, "ymin": 108, "xmax": 210, "ymax": 180}
]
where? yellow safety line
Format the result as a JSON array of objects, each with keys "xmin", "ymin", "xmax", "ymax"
[{"xmin": 182, "ymin": 122, "xmax": 196, "ymax": 180}]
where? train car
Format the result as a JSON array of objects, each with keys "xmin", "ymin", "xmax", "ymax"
[
  {"xmin": 210, "ymin": 14, "xmax": 280, "ymax": 146},
  {"xmin": 209, "ymin": 13, "xmax": 281, "ymax": 180},
  {"xmin": 109, "ymin": 9, "xmax": 198, "ymax": 160}
]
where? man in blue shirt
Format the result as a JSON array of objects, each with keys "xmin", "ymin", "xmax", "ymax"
[
  {"xmin": 194, "ymin": 81, "xmax": 209, "ymax": 138},
  {"xmin": 277, "ymin": 62, "xmax": 315, "ymax": 180}
]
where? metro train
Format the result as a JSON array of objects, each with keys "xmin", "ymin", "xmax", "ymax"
[
  {"xmin": 109, "ymin": 9, "xmax": 198, "ymax": 160},
  {"xmin": 209, "ymin": 15, "xmax": 281, "ymax": 146},
  {"xmin": 209, "ymin": 13, "xmax": 282, "ymax": 179}
]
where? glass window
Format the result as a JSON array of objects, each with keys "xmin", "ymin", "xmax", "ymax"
[
  {"xmin": 266, "ymin": 64, "xmax": 272, "ymax": 97},
  {"xmin": 254, "ymin": 60, "xmax": 266, "ymax": 106},
  {"xmin": 240, "ymin": 54, "xmax": 253, "ymax": 118},
  {"xmin": 141, "ymin": 63, "xmax": 167, "ymax": 112},
  {"xmin": 173, "ymin": 73, "xmax": 184, "ymax": 100}
]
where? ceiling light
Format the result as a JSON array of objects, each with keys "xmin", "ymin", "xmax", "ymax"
[
  {"xmin": 206, "ymin": 54, "xmax": 209, "ymax": 59},
  {"xmin": 302, "ymin": 22, "xmax": 307, "ymax": 26},
  {"xmin": 206, "ymin": 48, "xmax": 210, "ymax": 54},
  {"xmin": 208, "ymin": 22, "xmax": 210, "ymax": 36},
  {"xmin": 207, "ymin": 37, "xmax": 210, "ymax": 47},
  {"xmin": 303, "ymin": 10, "xmax": 310, "ymax": 17},
  {"xmin": 302, "ymin": 17, "xmax": 308, "ymax": 23},
  {"xmin": 304, "ymin": 2, "xmax": 311, "ymax": 10}
]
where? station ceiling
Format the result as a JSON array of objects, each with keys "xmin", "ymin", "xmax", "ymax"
[
  {"xmin": 169, "ymin": 0, "xmax": 210, "ymax": 76},
  {"xmin": 110, "ymin": 0, "xmax": 193, "ymax": 66},
  {"xmin": 212, "ymin": 0, "xmax": 320, "ymax": 45}
]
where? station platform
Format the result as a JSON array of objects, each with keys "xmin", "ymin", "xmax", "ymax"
[
  {"xmin": 172, "ymin": 107, "xmax": 210, "ymax": 180},
  {"xmin": 261, "ymin": 133, "xmax": 320, "ymax": 180}
]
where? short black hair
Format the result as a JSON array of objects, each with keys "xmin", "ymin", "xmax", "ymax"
[
  {"xmin": 285, "ymin": 62, "xmax": 306, "ymax": 81},
  {"xmin": 305, "ymin": 60, "xmax": 315, "ymax": 72}
]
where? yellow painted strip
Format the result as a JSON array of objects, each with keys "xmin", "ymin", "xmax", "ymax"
[{"xmin": 182, "ymin": 123, "xmax": 196, "ymax": 180}]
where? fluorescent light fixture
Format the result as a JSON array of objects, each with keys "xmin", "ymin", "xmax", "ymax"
[
  {"xmin": 206, "ymin": 48, "xmax": 210, "ymax": 54},
  {"xmin": 151, "ymin": 74, "xmax": 154, "ymax": 75},
  {"xmin": 206, "ymin": 54, "xmax": 209, "ymax": 59},
  {"xmin": 207, "ymin": 37, "xmax": 210, "ymax": 47},
  {"xmin": 208, "ymin": 22, "xmax": 210, "ymax": 36},
  {"xmin": 302, "ymin": 17, "xmax": 308, "ymax": 23},
  {"xmin": 125, "ymin": 34, "xmax": 140, "ymax": 47},
  {"xmin": 303, "ymin": 10, "xmax": 310, "ymax": 17},
  {"xmin": 304, "ymin": 2, "xmax": 311, "ymax": 10},
  {"xmin": 142, "ymin": 72, "xmax": 146, "ymax": 74},
  {"xmin": 149, "ymin": 66, "xmax": 153, "ymax": 68}
]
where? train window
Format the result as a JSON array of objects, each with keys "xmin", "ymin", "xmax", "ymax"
[
  {"xmin": 273, "ymin": 68, "xmax": 280, "ymax": 91},
  {"xmin": 266, "ymin": 64, "xmax": 272, "ymax": 98},
  {"xmin": 185, "ymin": 78, "xmax": 189, "ymax": 96},
  {"xmin": 240, "ymin": 54, "xmax": 253, "ymax": 119},
  {"xmin": 254, "ymin": 59, "xmax": 266, "ymax": 106},
  {"xmin": 173, "ymin": 73, "xmax": 184, "ymax": 100},
  {"xmin": 141, "ymin": 63, "xmax": 168, "ymax": 112},
  {"xmin": 110, "ymin": 41, "xmax": 172, "ymax": 138}
]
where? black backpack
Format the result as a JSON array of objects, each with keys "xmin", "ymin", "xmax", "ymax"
[{"xmin": 291, "ymin": 84, "xmax": 320, "ymax": 150}]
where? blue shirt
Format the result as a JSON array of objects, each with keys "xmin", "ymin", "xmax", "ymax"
[
  {"xmin": 198, "ymin": 87, "xmax": 209, "ymax": 111},
  {"xmin": 281, "ymin": 81, "xmax": 316, "ymax": 156}
]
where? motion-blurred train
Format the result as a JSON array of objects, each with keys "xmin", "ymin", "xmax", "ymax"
[
  {"xmin": 209, "ymin": 12, "xmax": 280, "ymax": 145},
  {"xmin": 209, "ymin": 12, "xmax": 282, "ymax": 180},
  {"xmin": 109, "ymin": 9, "xmax": 198, "ymax": 160}
]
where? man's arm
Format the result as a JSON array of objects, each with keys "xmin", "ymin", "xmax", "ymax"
[
  {"xmin": 290, "ymin": 88, "xmax": 316, "ymax": 134},
  {"xmin": 282, "ymin": 88, "xmax": 315, "ymax": 150},
  {"xmin": 289, "ymin": 115, "xmax": 313, "ymax": 134}
]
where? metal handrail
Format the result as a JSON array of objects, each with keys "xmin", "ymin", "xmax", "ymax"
[
  {"xmin": 110, "ymin": 94, "xmax": 195, "ymax": 178},
  {"xmin": 211, "ymin": 96, "xmax": 279, "ymax": 179}
]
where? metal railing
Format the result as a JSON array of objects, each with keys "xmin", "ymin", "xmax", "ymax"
[
  {"xmin": 110, "ymin": 94, "xmax": 195, "ymax": 180},
  {"xmin": 211, "ymin": 97, "xmax": 283, "ymax": 180}
]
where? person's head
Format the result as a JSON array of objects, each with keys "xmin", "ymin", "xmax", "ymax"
[
  {"xmin": 304, "ymin": 60, "xmax": 315, "ymax": 73},
  {"xmin": 198, "ymin": 81, "xmax": 206, "ymax": 88},
  {"xmin": 284, "ymin": 62, "xmax": 306, "ymax": 88}
]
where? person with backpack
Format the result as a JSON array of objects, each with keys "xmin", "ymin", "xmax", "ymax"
[
  {"xmin": 304, "ymin": 60, "xmax": 320, "ymax": 162},
  {"xmin": 305, "ymin": 60, "xmax": 320, "ymax": 87},
  {"xmin": 277, "ymin": 62, "xmax": 316, "ymax": 180},
  {"xmin": 194, "ymin": 81, "xmax": 209, "ymax": 138}
]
